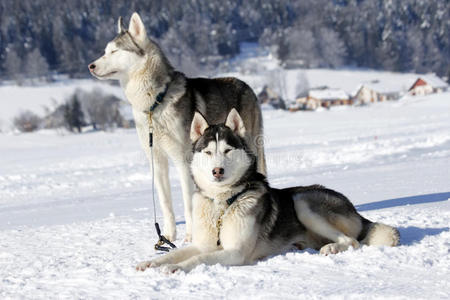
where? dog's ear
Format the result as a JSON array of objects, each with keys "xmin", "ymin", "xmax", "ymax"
[
  {"xmin": 225, "ymin": 108, "xmax": 246, "ymax": 137},
  {"xmin": 128, "ymin": 12, "xmax": 147, "ymax": 42},
  {"xmin": 117, "ymin": 16, "xmax": 126, "ymax": 34},
  {"xmin": 190, "ymin": 112, "xmax": 209, "ymax": 142}
]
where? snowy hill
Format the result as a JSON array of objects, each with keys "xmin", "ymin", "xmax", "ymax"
[{"xmin": 1, "ymin": 89, "xmax": 449, "ymax": 298}]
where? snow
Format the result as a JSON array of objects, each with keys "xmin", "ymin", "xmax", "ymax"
[
  {"xmin": 1, "ymin": 86, "xmax": 450, "ymax": 298},
  {"xmin": 417, "ymin": 74, "xmax": 449, "ymax": 89}
]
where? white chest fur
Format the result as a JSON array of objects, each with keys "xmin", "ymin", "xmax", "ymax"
[
  {"xmin": 132, "ymin": 102, "xmax": 188, "ymax": 160},
  {"xmin": 192, "ymin": 192, "xmax": 259, "ymax": 250}
]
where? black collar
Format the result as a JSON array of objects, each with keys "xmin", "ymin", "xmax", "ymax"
[
  {"xmin": 148, "ymin": 83, "xmax": 170, "ymax": 113},
  {"xmin": 205, "ymin": 185, "xmax": 250, "ymax": 206}
]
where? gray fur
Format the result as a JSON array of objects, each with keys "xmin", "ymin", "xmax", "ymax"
[
  {"xmin": 114, "ymin": 31, "xmax": 145, "ymax": 56},
  {"xmin": 117, "ymin": 16, "xmax": 125, "ymax": 34}
]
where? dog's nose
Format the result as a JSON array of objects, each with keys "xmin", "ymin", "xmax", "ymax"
[
  {"xmin": 212, "ymin": 167, "xmax": 224, "ymax": 179},
  {"xmin": 89, "ymin": 63, "xmax": 96, "ymax": 70}
]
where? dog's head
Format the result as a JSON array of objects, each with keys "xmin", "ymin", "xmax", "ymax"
[
  {"xmin": 88, "ymin": 12, "xmax": 157, "ymax": 80},
  {"xmin": 190, "ymin": 109, "xmax": 255, "ymax": 191}
]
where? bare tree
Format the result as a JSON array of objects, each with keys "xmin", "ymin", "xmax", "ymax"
[
  {"xmin": 13, "ymin": 110, "xmax": 42, "ymax": 132},
  {"xmin": 77, "ymin": 88, "xmax": 123, "ymax": 130},
  {"xmin": 267, "ymin": 69, "xmax": 288, "ymax": 101}
]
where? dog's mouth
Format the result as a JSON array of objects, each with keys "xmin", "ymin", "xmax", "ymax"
[
  {"xmin": 92, "ymin": 70, "xmax": 118, "ymax": 78},
  {"xmin": 212, "ymin": 176, "xmax": 229, "ymax": 184}
]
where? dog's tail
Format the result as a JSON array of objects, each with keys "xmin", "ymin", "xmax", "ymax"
[{"xmin": 359, "ymin": 218, "xmax": 400, "ymax": 247}]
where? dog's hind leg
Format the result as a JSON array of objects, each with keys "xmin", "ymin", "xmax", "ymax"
[
  {"xmin": 173, "ymin": 157, "xmax": 194, "ymax": 242},
  {"xmin": 255, "ymin": 135, "xmax": 267, "ymax": 176},
  {"xmin": 152, "ymin": 149, "xmax": 176, "ymax": 242},
  {"xmin": 253, "ymin": 107, "xmax": 267, "ymax": 176},
  {"xmin": 294, "ymin": 199, "xmax": 360, "ymax": 255},
  {"xmin": 246, "ymin": 105, "xmax": 267, "ymax": 176}
]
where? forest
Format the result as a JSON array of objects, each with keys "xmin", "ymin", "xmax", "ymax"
[{"xmin": 0, "ymin": 0, "xmax": 448, "ymax": 81}]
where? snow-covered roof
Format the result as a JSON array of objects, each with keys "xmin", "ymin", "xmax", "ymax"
[
  {"xmin": 308, "ymin": 88, "xmax": 349, "ymax": 100},
  {"xmin": 354, "ymin": 82, "xmax": 403, "ymax": 95},
  {"xmin": 414, "ymin": 74, "xmax": 449, "ymax": 89}
]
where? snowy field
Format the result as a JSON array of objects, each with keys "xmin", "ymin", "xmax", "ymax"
[{"xmin": 1, "ymin": 90, "xmax": 450, "ymax": 299}]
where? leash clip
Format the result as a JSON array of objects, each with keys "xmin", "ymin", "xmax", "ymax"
[
  {"xmin": 154, "ymin": 223, "xmax": 177, "ymax": 252},
  {"xmin": 147, "ymin": 111, "xmax": 153, "ymax": 129}
]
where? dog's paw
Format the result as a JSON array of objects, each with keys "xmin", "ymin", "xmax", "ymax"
[
  {"xmin": 161, "ymin": 264, "xmax": 182, "ymax": 274},
  {"xmin": 319, "ymin": 240, "xmax": 359, "ymax": 255},
  {"xmin": 135, "ymin": 260, "xmax": 159, "ymax": 271},
  {"xmin": 320, "ymin": 243, "xmax": 338, "ymax": 255},
  {"xmin": 320, "ymin": 243, "xmax": 348, "ymax": 255}
]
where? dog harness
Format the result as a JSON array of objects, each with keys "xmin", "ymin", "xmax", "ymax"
[
  {"xmin": 205, "ymin": 186, "xmax": 250, "ymax": 246},
  {"xmin": 146, "ymin": 82, "xmax": 176, "ymax": 252}
]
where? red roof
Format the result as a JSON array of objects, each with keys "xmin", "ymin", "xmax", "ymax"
[{"xmin": 410, "ymin": 78, "xmax": 427, "ymax": 89}]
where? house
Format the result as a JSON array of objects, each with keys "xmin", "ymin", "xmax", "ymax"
[
  {"xmin": 309, "ymin": 88, "xmax": 352, "ymax": 108},
  {"xmin": 408, "ymin": 74, "xmax": 449, "ymax": 96},
  {"xmin": 257, "ymin": 85, "xmax": 286, "ymax": 109},
  {"xmin": 353, "ymin": 80, "xmax": 401, "ymax": 105},
  {"xmin": 292, "ymin": 90, "xmax": 321, "ymax": 111},
  {"xmin": 293, "ymin": 87, "xmax": 351, "ymax": 110}
]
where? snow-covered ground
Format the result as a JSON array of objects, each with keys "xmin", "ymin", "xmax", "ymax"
[{"xmin": 1, "ymin": 89, "xmax": 449, "ymax": 298}]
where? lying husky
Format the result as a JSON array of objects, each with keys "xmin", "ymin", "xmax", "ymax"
[
  {"xmin": 89, "ymin": 13, "xmax": 266, "ymax": 241},
  {"xmin": 136, "ymin": 109, "xmax": 400, "ymax": 273}
]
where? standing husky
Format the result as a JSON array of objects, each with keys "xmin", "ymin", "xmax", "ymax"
[
  {"xmin": 88, "ymin": 13, "xmax": 266, "ymax": 242},
  {"xmin": 136, "ymin": 109, "xmax": 400, "ymax": 273}
]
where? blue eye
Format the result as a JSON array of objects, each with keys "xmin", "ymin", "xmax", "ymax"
[{"xmin": 205, "ymin": 151, "xmax": 212, "ymax": 155}]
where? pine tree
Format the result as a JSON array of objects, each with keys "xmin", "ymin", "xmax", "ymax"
[
  {"xmin": 4, "ymin": 49, "xmax": 23, "ymax": 82},
  {"xmin": 24, "ymin": 48, "xmax": 49, "ymax": 80},
  {"xmin": 63, "ymin": 95, "xmax": 84, "ymax": 133}
]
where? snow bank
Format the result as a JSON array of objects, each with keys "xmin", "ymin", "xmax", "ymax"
[{"xmin": 0, "ymin": 88, "xmax": 449, "ymax": 298}]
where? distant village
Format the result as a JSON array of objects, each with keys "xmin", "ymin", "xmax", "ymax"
[{"xmin": 258, "ymin": 74, "xmax": 449, "ymax": 111}]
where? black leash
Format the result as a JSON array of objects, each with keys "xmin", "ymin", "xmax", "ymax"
[{"xmin": 146, "ymin": 83, "xmax": 176, "ymax": 252}]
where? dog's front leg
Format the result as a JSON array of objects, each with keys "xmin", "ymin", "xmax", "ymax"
[
  {"xmin": 162, "ymin": 249, "xmax": 248, "ymax": 273},
  {"xmin": 165, "ymin": 210, "xmax": 260, "ymax": 273},
  {"xmin": 136, "ymin": 245, "xmax": 202, "ymax": 271},
  {"xmin": 152, "ymin": 148, "xmax": 176, "ymax": 241},
  {"xmin": 173, "ymin": 154, "xmax": 194, "ymax": 242}
]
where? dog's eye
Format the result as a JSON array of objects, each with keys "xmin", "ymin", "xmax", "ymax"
[
  {"xmin": 224, "ymin": 149, "xmax": 232, "ymax": 154},
  {"xmin": 111, "ymin": 50, "xmax": 118, "ymax": 54},
  {"xmin": 205, "ymin": 151, "xmax": 212, "ymax": 155}
]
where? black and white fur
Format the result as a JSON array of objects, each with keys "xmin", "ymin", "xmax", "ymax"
[
  {"xmin": 89, "ymin": 13, "xmax": 266, "ymax": 242},
  {"xmin": 136, "ymin": 109, "xmax": 400, "ymax": 273}
]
